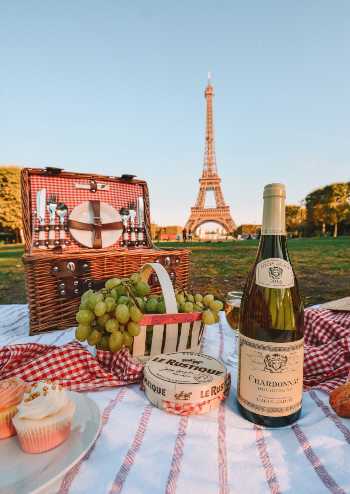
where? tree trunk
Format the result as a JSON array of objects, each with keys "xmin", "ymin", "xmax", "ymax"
[
  {"xmin": 333, "ymin": 222, "xmax": 338, "ymax": 238},
  {"xmin": 19, "ymin": 228, "xmax": 24, "ymax": 244},
  {"xmin": 322, "ymin": 222, "xmax": 326, "ymax": 236}
]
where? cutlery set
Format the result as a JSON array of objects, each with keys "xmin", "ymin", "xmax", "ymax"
[
  {"xmin": 35, "ymin": 189, "xmax": 69, "ymax": 249},
  {"xmin": 120, "ymin": 200, "xmax": 147, "ymax": 247},
  {"xmin": 34, "ymin": 188, "xmax": 146, "ymax": 250},
  {"xmin": 119, "ymin": 198, "xmax": 146, "ymax": 247},
  {"xmin": 119, "ymin": 197, "xmax": 147, "ymax": 247}
]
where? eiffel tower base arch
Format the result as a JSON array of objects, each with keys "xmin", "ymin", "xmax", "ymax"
[{"xmin": 185, "ymin": 206, "xmax": 236, "ymax": 235}]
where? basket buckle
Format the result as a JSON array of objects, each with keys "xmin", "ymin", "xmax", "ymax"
[
  {"xmin": 93, "ymin": 216, "xmax": 102, "ymax": 227},
  {"xmin": 51, "ymin": 260, "xmax": 91, "ymax": 299}
]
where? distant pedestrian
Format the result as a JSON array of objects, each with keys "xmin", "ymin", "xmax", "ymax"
[
  {"xmin": 188, "ymin": 229, "xmax": 192, "ymax": 241},
  {"xmin": 182, "ymin": 228, "xmax": 187, "ymax": 242}
]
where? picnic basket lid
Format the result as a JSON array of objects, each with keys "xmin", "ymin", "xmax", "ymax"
[{"xmin": 21, "ymin": 167, "xmax": 152, "ymax": 254}]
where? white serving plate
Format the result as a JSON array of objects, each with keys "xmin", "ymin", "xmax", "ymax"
[
  {"xmin": 0, "ymin": 392, "xmax": 101, "ymax": 494},
  {"xmin": 69, "ymin": 201, "xmax": 122, "ymax": 248}
]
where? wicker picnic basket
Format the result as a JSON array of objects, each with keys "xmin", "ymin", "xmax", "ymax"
[
  {"xmin": 21, "ymin": 167, "xmax": 190, "ymax": 334},
  {"xmin": 132, "ymin": 262, "xmax": 205, "ymax": 362}
]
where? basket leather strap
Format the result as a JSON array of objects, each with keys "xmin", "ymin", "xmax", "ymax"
[
  {"xmin": 90, "ymin": 180, "xmax": 97, "ymax": 192},
  {"xmin": 68, "ymin": 200, "xmax": 123, "ymax": 248},
  {"xmin": 91, "ymin": 200, "xmax": 102, "ymax": 248}
]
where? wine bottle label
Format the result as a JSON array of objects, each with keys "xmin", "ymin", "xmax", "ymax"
[
  {"xmin": 237, "ymin": 335, "xmax": 304, "ymax": 417},
  {"xmin": 255, "ymin": 258, "xmax": 294, "ymax": 288}
]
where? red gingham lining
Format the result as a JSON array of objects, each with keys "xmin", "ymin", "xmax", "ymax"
[
  {"xmin": 304, "ymin": 309, "xmax": 350, "ymax": 393},
  {"xmin": 0, "ymin": 342, "xmax": 143, "ymax": 391},
  {"xmin": 29, "ymin": 174, "xmax": 146, "ymax": 252}
]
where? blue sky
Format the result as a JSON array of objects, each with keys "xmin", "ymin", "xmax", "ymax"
[{"xmin": 1, "ymin": 1, "xmax": 349, "ymax": 226}]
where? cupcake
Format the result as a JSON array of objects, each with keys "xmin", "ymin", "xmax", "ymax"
[
  {"xmin": 12, "ymin": 381, "xmax": 75, "ymax": 454},
  {"xmin": 0, "ymin": 377, "xmax": 26, "ymax": 439}
]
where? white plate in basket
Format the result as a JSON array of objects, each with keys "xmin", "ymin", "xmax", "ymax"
[
  {"xmin": 69, "ymin": 201, "xmax": 122, "ymax": 248},
  {"xmin": 0, "ymin": 392, "xmax": 101, "ymax": 494}
]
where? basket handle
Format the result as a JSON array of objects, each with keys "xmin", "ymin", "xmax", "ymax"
[{"xmin": 140, "ymin": 263, "xmax": 178, "ymax": 314}]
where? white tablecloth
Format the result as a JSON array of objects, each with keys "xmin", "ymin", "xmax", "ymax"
[{"xmin": 1, "ymin": 305, "xmax": 350, "ymax": 494}]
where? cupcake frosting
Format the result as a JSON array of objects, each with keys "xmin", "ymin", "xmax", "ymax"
[
  {"xmin": 17, "ymin": 382, "xmax": 68, "ymax": 420},
  {"xmin": 0, "ymin": 377, "xmax": 26, "ymax": 410}
]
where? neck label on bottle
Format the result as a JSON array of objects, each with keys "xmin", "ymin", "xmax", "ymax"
[
  {"xmin": 237, "ymin": 335, "xmax": 304, "ymax": 418},
  {"xmin": 256, "ymin": 258, "xmax": 294, "ymax": 289}
]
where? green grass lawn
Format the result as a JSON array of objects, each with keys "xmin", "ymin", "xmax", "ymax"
[
  {"xmin": 0, "ymin": 245, "xmax": 27, "ymax": 304},
  {"xmin": 157, "ymin": 237, "xmax": 350, "ymax": 306},
  {"xmin": 0, "ymin": 237, "xmax": 349, "ymax": 305}
]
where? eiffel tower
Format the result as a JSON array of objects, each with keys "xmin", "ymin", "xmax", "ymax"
[{"xmin": 185, "ymin": 75, "xmax": 236, "ymax": 236}]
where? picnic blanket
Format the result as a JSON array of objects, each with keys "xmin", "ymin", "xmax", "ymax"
[
  {"xmin": 0, "ymin": 308, "xmax": 349, "ymax": 394},
  {"xmin": 1, "ymin": 305, "xmax": 350, "ymax": 494}
]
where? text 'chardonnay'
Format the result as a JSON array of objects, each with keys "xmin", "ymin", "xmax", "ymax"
[{"xmin": 237, "ymin": 183, "xmax": 304, "ymax": 427}]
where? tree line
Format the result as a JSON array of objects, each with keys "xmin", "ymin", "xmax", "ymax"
[
  {"xmin": 0, "ymin": 166, "xmax": 349, "ymax": 242},
  {"xmin": 0, "ymin": 167, "xmax": 23, "ymax": 243},
  {"xmin": 286, "ymin": 182, "xmax": 350, "ymax": 238}
]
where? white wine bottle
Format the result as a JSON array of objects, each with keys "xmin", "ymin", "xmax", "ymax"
[{"xmin": 237, "ymin": 183, "xmax": 304, "ymax": 427}]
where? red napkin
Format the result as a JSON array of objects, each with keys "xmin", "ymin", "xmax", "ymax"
[
  {"xmin": 304, "ymin": 309, "xmax": 350, "ymax": 392},
  {"xmin": 0, "ymin": 341, "xmax": 143, "ymax": 391}
]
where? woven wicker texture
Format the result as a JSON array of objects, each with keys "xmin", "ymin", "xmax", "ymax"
[
  {"xmin": 21, "ymin": 167, "xmax": 190, "ymax": 334},
  {"xmin": 23, "ymin": 248, "xmax": 190, "ymax": 334}
]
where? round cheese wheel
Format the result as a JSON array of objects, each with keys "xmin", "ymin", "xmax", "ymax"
[{"xmin": 143, "ymin": 352, "xmax": 230, "ymax": 415}]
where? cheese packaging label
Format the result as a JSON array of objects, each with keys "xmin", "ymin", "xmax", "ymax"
[{"xmin": 143, "ymin": 352, "xmax": 230, "ymax": 415}]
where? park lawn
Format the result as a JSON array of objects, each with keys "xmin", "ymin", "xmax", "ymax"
[
  {"xmin": 0, "ymin": 237, "xmax": 349, "ymax": 305},
  {"xmin": 0, "ymin": 245, "xmax": 27, "ymax": 304},
  {"xmin": 157, "ymin": 237, "xmax": 350, "ymax": 306}
]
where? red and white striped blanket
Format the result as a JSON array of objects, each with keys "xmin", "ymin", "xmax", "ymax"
[{"xmin": 0, "ymin": 308, "xmax": 349, "ymax": 394}]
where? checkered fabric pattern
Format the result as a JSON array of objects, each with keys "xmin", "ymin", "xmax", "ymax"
[
  {"xmin": 30, "ymin": 174, "xmax": 145, "ymax": 251},
  {"xmin": 162, "ymin": 398, "xmax": 223, "ymax": 416},
  {"xmin": 0, "ymin": 341, "xmax": 143, "ymax": 391},
  {"xmin": 304, "ymin": 308, "xmax": 350, "ymax": 393}
]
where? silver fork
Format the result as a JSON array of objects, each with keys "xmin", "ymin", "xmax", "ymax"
[{"xmin": 47, "ymin": 194, "xmax": 58, "ymax": 247}]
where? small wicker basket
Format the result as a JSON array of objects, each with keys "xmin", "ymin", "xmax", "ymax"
[{"xmin": 132, "ymin": 263, "xmax": 205, "ymax": 362}]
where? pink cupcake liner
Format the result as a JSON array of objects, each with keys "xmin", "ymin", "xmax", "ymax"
[
  {"xmin": 0, "ymin": 378, "xmax": 26, "ymax": 411},
  {"xmin": 0, "ymin": 405, "xmax": 18, "ymax": 439},
  {"xmin": 16, "ymin": 420, "xmax": 72, "ymax": 453}
]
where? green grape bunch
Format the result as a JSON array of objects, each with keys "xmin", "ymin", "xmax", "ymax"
[
  {"xmin": 75, "ymin": 273, "xmax": 147, "ymax": 353},
  {"xmin": 176, "ymin": 290, "xmax": 223, "ymax": 325},
  {"xmin": 75, "ymin": 272, "xmax": 223, "ymax": 353}
]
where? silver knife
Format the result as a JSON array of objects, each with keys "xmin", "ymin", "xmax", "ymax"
[
  {"xmin": 37, "ymin": 189, "xmax": 47, "ymax": 248},
  {"xmin": 137, "ymin": 197, "xmax": 145, "ymax": 244}
]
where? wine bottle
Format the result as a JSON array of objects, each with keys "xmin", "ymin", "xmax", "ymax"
[{"xmin": 237, "ymin": 183, "xmax": 304, "ymax": 427}]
